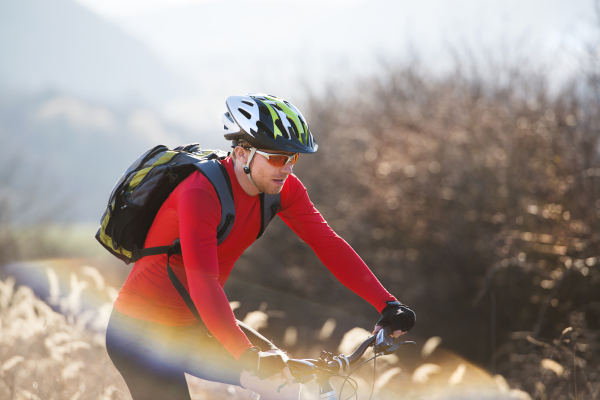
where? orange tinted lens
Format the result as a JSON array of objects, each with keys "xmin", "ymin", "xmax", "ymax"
[
  {"xmin": 265, "ymin": 153, "xmax": 298, "ymax": 167},
  {"xmin": 266, "ymin": 155, "xmax": 289, "ymax": 167}
]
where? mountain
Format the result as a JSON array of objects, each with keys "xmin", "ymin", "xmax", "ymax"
[
  {"xmin": 0, "ymin": 0, "xmax": 179, "ymax": 106},
  {"xmin": 0, "ymin": 91, "xmax": 199, "ymax": 223}
]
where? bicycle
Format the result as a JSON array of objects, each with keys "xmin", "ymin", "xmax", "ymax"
[{"xmin": 279, "ymin": 326, "xmax": 416, "ymax": 400}]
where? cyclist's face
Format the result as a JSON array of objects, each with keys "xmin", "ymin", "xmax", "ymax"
[{"xmin": 249, "ymin": 149, "xmax": 295, "ymax": 195}]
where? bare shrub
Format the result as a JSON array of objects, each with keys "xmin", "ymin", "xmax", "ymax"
[{"xmin": 240, "ymin": 52, "xmax": 600, "ymax": 399}]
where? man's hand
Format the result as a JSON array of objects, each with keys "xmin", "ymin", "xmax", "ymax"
[
  {"xmin": 373, "ymin": 301, "xmax": 416, "ymax": 338},
  {"xmin": 267, "ymin": 366, "xmax": 294, "ymax": 387},
  {"xmin": 239, "ymin": 347, "xmax": 293, "ymax": 386}
]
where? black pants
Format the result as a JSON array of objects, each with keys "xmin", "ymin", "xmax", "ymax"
[{"xmin": 105, "ymin": 309, "xmax": 277, "ymax": 400}]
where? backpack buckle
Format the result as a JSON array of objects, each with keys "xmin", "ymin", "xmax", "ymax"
[
  {"xmin": 271, "ymin": 202, "xmax": 281, "ymax": 215},
  {"xmin": 131, "ymin": 246, "xmax": 140, "ymax": 262},
  {"xmin": 170, "ymin": 238, "xmax": 182, "ymax": 255},
  {"xmin": 164, "ymin": 166, "xmax": 179, "ymax": 182}
]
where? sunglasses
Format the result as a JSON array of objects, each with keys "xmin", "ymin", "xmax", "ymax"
[{"xmin": 255, "ymin": 149, "xmax": 299, "ymax": 167}]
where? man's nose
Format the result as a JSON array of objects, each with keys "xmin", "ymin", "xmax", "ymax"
[{"xmin": 281, "ymin": 162, "xmax": 293, "ymax": 174}]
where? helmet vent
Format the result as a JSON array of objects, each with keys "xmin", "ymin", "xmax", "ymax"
[
  {"xmin": 242, "ymin": 100, "xmax": 254, "ymax": 106},
  {"xmin": 298, "ymin": 117, "xmax": 308, "ymax": 133},
  {"xmin": 287, "ymin": 117, "xmax": 299, "ymax": 138},
  {"xmin": 257, "ymin": 120, "xmax": 275, "ymax": 139},
  {"xmin": 238, "ymin": 108, "xmax": 252, "ymax": 119},
  {"xmin": 259, "ymin": 105, "xmax": 270, "ymax": 115},
  {"xmin": 275, "ymin": 118, "xmax": 289, "ymax": 139}
]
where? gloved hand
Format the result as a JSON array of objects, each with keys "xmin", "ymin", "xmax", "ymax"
[
  {"xmin": 375, "ymin": 301, "xmax": 416, "ymax": 335},
  {"xmin": 239, "ymin": 346, "xmax": 289, "ymax": 380}
]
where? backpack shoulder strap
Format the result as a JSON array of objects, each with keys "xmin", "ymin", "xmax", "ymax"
[
  {"xmin": 194, "ymin": 159, "xmax": 236, "ymax": 245},
  {"xmin": 136, "ymin": 157, "xmax": 234, "ymax": 261},
  {"xmin": 257, "ymin": 192, "xmax": 281, "ymax": 240}
]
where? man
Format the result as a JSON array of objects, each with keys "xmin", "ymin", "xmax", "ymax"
[{"xmin": 105, "ymin": 93, "xmax": 415, "ymax": 400}]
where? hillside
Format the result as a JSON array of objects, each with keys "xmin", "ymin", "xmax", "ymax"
[
  {"xmin": 0, "ymin": 0, "xmax": 179, "ymax": 106},
  {"xmin": 0, "ymin": 92, "xmax": 203, "ymax": 223}
]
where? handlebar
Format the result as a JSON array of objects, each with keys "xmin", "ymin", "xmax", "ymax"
[{"xmin": 284, "ymin": 326, "xmax": 416, "ymax": 385}]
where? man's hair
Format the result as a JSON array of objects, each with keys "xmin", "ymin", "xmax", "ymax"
[{"xmin": 231, "ymin": 140, "xmax": 252, "ymax": 161}]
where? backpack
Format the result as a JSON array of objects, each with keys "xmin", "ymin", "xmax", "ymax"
[{"xmin": 95, "ymin": 143, "xmax": 281, "ymax": 327}]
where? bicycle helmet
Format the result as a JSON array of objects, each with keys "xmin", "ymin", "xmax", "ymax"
[{"xmin": 222, "ymin": 93, "xmax": 318, "ymax": 153}]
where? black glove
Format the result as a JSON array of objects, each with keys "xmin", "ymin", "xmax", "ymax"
[
  {"xmin": 376, "ymin": 301, "xmax": 416, "ymax": 333},
  {"xmin": 238, "ymin": 346, "xmax": 288, "ymax": 380}
]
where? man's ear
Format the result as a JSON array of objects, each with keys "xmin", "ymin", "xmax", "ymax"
[{"xmin": 234, "ymin": 146, "xmax": 248, "ymax": 163}]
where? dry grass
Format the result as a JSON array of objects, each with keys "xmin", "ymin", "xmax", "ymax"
[
  {"xmin": 0, "ymin": 263, "xmax": 543, "ymax": 400},
  {"xmin": 0, "ymin": 267, "xmax": 259, "ymax": 400},
  {"xmin": 0, "ymin": 274, "xmax": 127, "ymax": 400}
]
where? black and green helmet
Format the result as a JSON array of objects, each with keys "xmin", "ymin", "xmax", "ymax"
[{"xmin": 222, "ymin": 93, "xmax": 318, "ymax": 153}]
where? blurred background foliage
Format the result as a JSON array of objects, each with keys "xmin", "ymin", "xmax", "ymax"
[
  {"xmin": 236, "ymin": 51, "xmax": 600, "ymax": 397},
  {"xmin": 1, "ymin": 0, "xmax": 600, "ymax": 398}
]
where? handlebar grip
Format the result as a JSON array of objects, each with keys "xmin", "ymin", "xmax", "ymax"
[{"xmin": 287, "ymin": 359, "xmax": 316, "ymax": 377}]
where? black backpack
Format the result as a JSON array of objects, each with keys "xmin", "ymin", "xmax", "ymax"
[{"xmin": 96, "ymin": 143, "xmax": 281, "ymax": 327}]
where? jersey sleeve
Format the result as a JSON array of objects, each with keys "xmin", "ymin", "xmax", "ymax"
[
  {"xmin": 177, "ymin": 187, "xmax": 253, "ymax": 359},
  {"xmin": 278, "ymin": 176, "xmax": 397, "ymax": 313}
]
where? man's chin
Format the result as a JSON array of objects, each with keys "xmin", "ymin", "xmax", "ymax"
[
  {"xmin": 262, "ymin": 187, "xmax": 284, "ymax": 195},
  {"xmin": 259, "ymin": 184, "xmax": 284, "ymax": 195}
]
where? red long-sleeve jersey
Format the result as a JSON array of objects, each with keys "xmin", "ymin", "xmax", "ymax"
[{"xmin": 114, "ymin": 156, "xmax": 396, "ymax": 359}]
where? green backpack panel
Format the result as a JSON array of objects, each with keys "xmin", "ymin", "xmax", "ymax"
[{"xmin": 96, "ymin": 143, "xmax": 281, "ymax": 264}]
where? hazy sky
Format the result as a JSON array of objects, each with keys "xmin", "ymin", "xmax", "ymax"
[
  {"xmin": 70, "ymin": 0, "xmax": 598, "ymax": 134},
  {"xmin": 74, "ymin": 0, "xmax": 360, "ymax": 17}
]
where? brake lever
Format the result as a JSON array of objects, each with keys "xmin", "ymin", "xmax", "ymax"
[
  {"xmin": 380, "ymin": 340, "xmax": 417, "ymax": 355},
  {"xmin": 374, "ymin": 325, "xmax": 395, "ymax": 352},
  {"xmin": 374, "ymin": 325, "xmax": 418, "ymax": 354},
  {"xmin": 277, "ymin": 377, "xmax": 312, "ymax": 393}
]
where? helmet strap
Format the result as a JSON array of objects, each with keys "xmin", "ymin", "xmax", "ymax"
[{"xmin": 243, "ymin": 147, "xmax": 261, "ymax": 192}]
